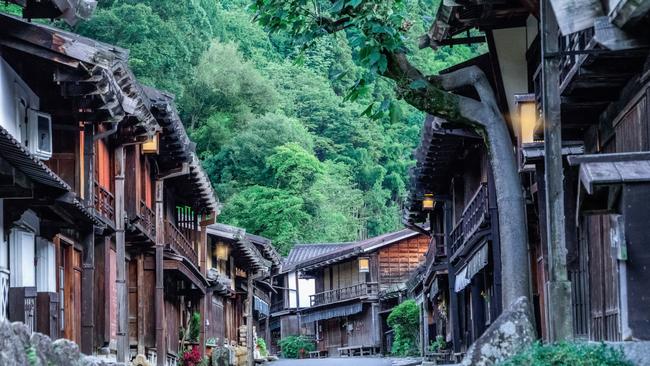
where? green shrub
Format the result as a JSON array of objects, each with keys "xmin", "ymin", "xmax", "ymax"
[
  {"xmin": 189, "ymin": 312, "xmax": 201, "ymax": 342},
  {"xmin": 429, "ymin": 335, "xmax": 446, "ymax": 353},
  {"xmin": 387, "ymin": 299, "xmax": 420, "ymax": 356},
  {"xmin": 278, "ymin": 335, "xmax": 315, "ymax": 358},
  {"xmin": 257, "ymin": 338, "xmax": 268, "ymax": 357},
  {"xmin": 500, "ymin": 341, "xmax": 633, "ymax": 366}
]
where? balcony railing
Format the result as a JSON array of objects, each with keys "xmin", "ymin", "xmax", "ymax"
[
  {"xmin": 138, "ymin": 200, "xmax": 156, "ymax": 239},
  {"xmin": 271, "ymin": 300, "xmax": 285, "ymax": 313},
  {"xmin": 309, "ymin": 282, "xmax": 379, "ymax": 307},
  {"xmin": 165, "ymin": 219, "xmax": 197, "ymax": 266},
  {"xmin": 449, "ymin": 183, "xmax": 490, "ymax": 258},
  {"xmin": 559, "ymin": 27, "xmax": 595, "ymax": 89},
  {"xmin": 94, "ymin": 181, "xmax": 115, "ymax": 223}
]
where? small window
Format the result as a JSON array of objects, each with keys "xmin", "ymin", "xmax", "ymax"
[{"xmin": 29, "ymin": 110, "xmax": 52, "ymax": 160}]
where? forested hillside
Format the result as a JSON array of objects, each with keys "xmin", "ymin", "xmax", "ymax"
[{"xmin": 4, "ymin": 0, "xmax": 484, "ymax": 255}]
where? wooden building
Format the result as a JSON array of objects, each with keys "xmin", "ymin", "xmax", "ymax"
[
  {"xmin": 0, "ymin": 13, "xmax": 220, "ymax": 366},
  {"xmin": 405, "ymin": 0, "xmax": 650, "ymax": 358},
  {"xmin": 286, "ymin": 229, "xmax": 428, "ymax": 357},
  {"xmin": 205, "ymin": 224, "xmax": 279, "ymax": 352}
]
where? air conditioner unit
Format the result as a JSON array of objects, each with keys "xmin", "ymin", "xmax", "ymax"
[{"xmin": 28, "ymin": 109, "xmax": 52, "ymax": 160}]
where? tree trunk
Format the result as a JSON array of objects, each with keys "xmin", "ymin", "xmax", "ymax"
[{"xmin": 386, "ymin": 53, "xmax": 530, "ymax": 308}]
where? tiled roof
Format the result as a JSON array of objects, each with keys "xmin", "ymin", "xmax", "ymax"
[
  {"xmin": 283, "ymin": 228, "xmax": 423, "ymax": 273},
  {"xmin": 282, "ymin": 242, "xmax": 355, "ymax": 273}
]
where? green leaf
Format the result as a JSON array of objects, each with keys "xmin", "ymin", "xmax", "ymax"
[
  {"xmin": 347, "ymin": 0, "xmax": 363, "ymax": 8},
  {"xmin": 361, "ymin": 104, "xmax": 373, "ymax": 117},
  {"xmin": 331, "ymin": 0, "xmax": 345, "ymax": 13},
  {"xmin": 409, "ymin": 79, "xmax": 428, "ymax": 90}
]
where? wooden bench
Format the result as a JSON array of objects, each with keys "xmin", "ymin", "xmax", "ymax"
[
  {"xmin": 337, "ymin": 345, "xmax": 377, "ymax": 357},
  {"xmin": 308, "ymin": 350, "xmax": 328, "ymax": 358}
]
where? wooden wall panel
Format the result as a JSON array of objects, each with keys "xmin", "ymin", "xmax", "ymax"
[{"xmin": 377, "ymin": 235, "xmax": 428, "ymax": 290}]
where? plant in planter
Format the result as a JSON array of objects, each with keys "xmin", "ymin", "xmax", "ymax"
[
  {"xmin": 181, "ymin": 346, "xmax": 203, "ymax": 366},
  {"xmin": 189, "ymin": 312, "xmax": 201, "ymax": 343}
]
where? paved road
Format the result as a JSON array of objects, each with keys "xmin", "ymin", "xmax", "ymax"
[{"xmin": 269, "ymin": 357, "xmax": 395, "ymax": 366}]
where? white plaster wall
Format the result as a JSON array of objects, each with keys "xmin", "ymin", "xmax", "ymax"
[{"xmin": 287, "ymin": 271, "xmax": 315, "ymax": 308}]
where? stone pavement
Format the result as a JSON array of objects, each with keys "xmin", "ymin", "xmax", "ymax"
[{"xmin": 268, "ymin": 357, "xmax": 425, "ymax": 366}]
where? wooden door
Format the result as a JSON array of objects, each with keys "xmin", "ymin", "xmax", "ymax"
[
  {"xmin": 586, "ymin": 215, "xmax": 621, "ymax": 341},
  {"xmin": 57, "ymin": 237, "xmax": 82, "ymax": 343}
]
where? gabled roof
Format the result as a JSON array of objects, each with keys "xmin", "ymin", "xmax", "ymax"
[
  {"xmin": 0, "ymin": 13, "xmax": 159, "ymax": 136},
  {"xmin": 206, "ymin": 223, "xmax": 273, "ymax": 272},
  {"xmin": 282, "ymin": 242, "xmax": 355, "ymax": 273},
  {"xmin": 8, "ymin": 0, "xmax": 97, "ymax": 26},
  {"xmin": 290, "ymin": 228, "xmax": 423, "ymax": 273}
]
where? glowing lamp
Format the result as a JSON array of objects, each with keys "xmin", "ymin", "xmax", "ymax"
[
  {"xmin": 358, "ymin": 257, "xmax": 370, "ymax": 273},
  {"xmin": 142, "ymin": 134, "xmax": 159, "ymax": 154},
  {"xmin": 422, "ymin": 193, "xmax": 435, "ymax": 211}
]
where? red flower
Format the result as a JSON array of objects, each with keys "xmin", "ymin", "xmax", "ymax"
[{"xmin": 182, "ymin": 347, "xmax": 203, "ymax": 366}]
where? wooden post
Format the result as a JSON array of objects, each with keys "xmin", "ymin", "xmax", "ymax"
[
  {"xmin": 155, "ymin": 179, "xmax": 165, "ymax": 365},
  {"xmin": 199, "ymin": 215, "xmax": 208, "ymax": 356},
  {"xmin": 81, "ymin": 122, "xmax": 95, "ymax": 355},
  {"xmin": 541, "ymin": 0, "xmax": 573, "ymax": 341},
  {"xmin": 444, "ymin": 199, "xmax": 460, "ymax": 352},
  {"xmin": 114, "ymin": 145, "xmax": 128, "ymax": 362},
  {"xmin": 246, "ymin": 273, "xmax": 255, "ymax": 366}
]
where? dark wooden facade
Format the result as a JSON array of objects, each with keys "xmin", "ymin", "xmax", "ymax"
[
  {"xmin": 406, "ymin": 0, "xmax": 650, "ymax": 358},
  {"xmin": 0, "ymin": 13, "xmax": 219, "ymax": 366}
]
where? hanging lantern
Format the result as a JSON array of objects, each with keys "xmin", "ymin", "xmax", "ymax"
[
  {"xmin": 422, "ymin": 193, "xmax": 435, "ymax": 211},
  {"xmin": 358, "ymin": 257, "xmax": 370, "ymax": 273},
  {"xmin": 215, "ymin": 242, "xmax": 230, "ymax": 261}
]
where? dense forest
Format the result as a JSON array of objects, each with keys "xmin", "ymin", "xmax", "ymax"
[{"xmin": 2, "ymin": 0, "xmax": 484, "ymax": 255}]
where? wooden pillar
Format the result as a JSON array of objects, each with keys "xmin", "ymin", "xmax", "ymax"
[
  {"xmin": 541, "ymin": 0, "xmax": 573, "ymax": 341},
  {"xmin": 155, "ymin": 179, "xmax": 165, "ymax": 365},
  {"xmin": 246, "ymin": 273, "xmax": 255, "ymax": 366},
  {"xmin": 137, "ymin": 254, "xmax": 145, "ymax": 355},
  {"xmin": 199, "ymin": 216, "xmax": 208, "ymax": 356},
  {"xmin": 115, "ymin": 145, "xmax": 128, "ymax": 362},
  {"xmin": 444, "ymin": 199, "xmax": 460, "ymax": 352},
  {"xmin": 81, "ymin": 122, "xmax": 95, "ymax": 355},
  {"xmin": 265, "ymin": 290, "xmax": 271, "ymax": 349}
]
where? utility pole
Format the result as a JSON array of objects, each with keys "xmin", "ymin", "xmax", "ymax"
[{"xmin": 541, "ymin": 0, "xmax": 573, "ymax": 341}]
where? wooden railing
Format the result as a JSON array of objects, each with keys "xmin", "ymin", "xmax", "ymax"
[
  {"xmin": 138, "ymin": 200, "xmax": 156, "ymax": 239},
  {"xmin": 94, "ymin": 181, "xmax": 115, "ymax": 223},
  {"xmin": 309, "ymin": 282, "xmax": 379, "ymax": 307},
  {"xmin": 559, "ymin": 27, "xmax": 595, "ymax": 88},
  {"xmin": 450, "ymin": 183, "xmax": 490, "ymax": 258},
  {"xmin": 271, "ymin": 300, "xmax": 285, "ymax": 313},
  {"xmin": 165, "ymin": 219, "xmax": 197, "ymax": 266}
]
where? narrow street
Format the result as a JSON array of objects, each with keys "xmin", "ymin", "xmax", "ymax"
[{"xmin": 269, "ymin": 358, "xmax": 394, "ymax": 366}]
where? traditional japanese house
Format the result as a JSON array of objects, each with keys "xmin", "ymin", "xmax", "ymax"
[
  {"xmin": 0, "ymin": 11, "xmax": 159, "ymax": 357},
  {"xmin": 406, "ymin": 0, "xmax": 650, "ymax": 356},
  {"xmin": 294, "ymin": 229, "xmax": 428, "ymax": 357},
  {"xmin": 405, "ymin": 113, "xmax": 504, "ymax": 356},
  {"xmin": 121, "ymin": 87, "xmax": 218, "ymax": 365},
  {"xmin": 268, "ymin": 243, "xmax": 341, "ymax": 354},
  {"xmin": 204, "ymin": 224, "xmax": 278, "ymax": 353}
]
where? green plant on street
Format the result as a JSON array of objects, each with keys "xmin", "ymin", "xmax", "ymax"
[
  {"xmin": 499, "ymin": 341, "xmax": 633, "ymax": 366},
  {"xmin": 387, "ymin": 299, "xmax": 420, "ymax": 356},
  {"xmin": 278, "ymin": 335, "xmax": 315, "ymax": 359},
  {"xmin": 257, "ymin": 338, "xmax": 268, "ymax": 357}
]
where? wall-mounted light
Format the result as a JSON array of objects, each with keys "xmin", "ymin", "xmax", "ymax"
[
  {"xmin": 215, "ymin": 242, "xmax": 230, "ymax": 261},
  {"xmin": 515, "ymin": 94, "xmax": 538, "ymax": 144},
  {"xmin": 358, "ymin": 257, "xmax": 370, "ymax": 273},
  {"xmin": 142, "ymin": 133, "xmax": 159, "ymax": 154},
  {"xmin": 422, "ymin": 193, "xmax": 435, "ymax": 211}
]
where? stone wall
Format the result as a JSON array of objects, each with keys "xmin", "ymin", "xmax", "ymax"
[{"xmin": 0, "ymin": 321, "xmax": 124, "ymax": 366}]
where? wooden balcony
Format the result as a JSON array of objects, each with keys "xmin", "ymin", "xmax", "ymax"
[
  {"xmin": 138, "ymin": 200, "xmax": 156, "ymax": 240},
  {"xmin": 309, "ymin": 282, "xmax": 379, "ymax": 307},
  {"xmin": 165, "ymin": 219, "xmax": 197, "ymax": 266},
  {"xmin": 94, "ymin": 181, "xmax": 115, "ymax": 223},
  {"xmin": 449, "ymin": 183, "xmax": 490, "ymax": 260}
]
